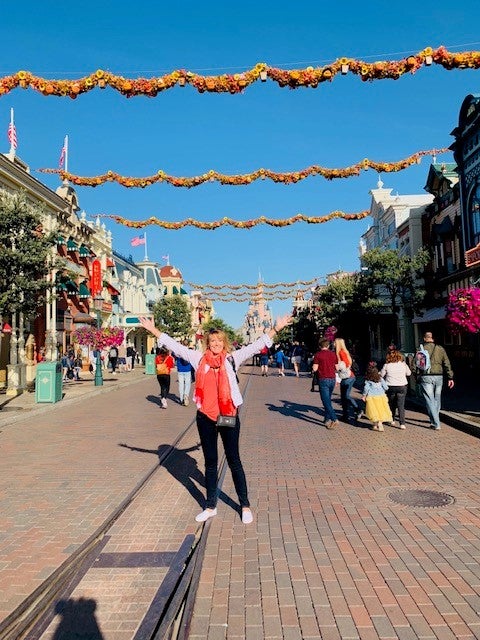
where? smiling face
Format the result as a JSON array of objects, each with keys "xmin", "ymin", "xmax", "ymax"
[{"xmin": 208, "ymin": 332, "xmax": 225, "ymax": 355}]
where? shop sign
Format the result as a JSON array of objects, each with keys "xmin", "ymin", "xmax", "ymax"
[
  {"xmin": 91, "ymin": 259, "xmax": 102, "ymax": 295},
  {"xmin": 465, "ymin": 243, "xmax": 480, "ymax": 267}
]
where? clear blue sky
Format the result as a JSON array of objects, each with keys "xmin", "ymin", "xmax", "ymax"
[{"xmin": 2, "ymin": 1, "xmax": 480, "ymax": 328}]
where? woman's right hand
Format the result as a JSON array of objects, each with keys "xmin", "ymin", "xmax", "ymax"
[{"xmin": 139, "ymin": 316, "xmax": 161, "ymax": 338}]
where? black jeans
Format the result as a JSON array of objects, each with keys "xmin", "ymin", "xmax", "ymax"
[
  {"xmin": 196, "ymin": 410, "xmax": 249, "ymax": 509},
  {"xmin": 156, "ymin": 374, "xmax": 171, "ymax": 399},
  {"xmin": 386, "ymin": 385, "xmax": 407, "ymax": 424}
]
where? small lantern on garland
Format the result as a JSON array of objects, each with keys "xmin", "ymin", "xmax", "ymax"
[{"xmin": 446, "ymin": 287, "xmax": 480, "ymax": 333}]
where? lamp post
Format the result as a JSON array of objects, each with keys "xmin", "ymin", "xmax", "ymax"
[{"xmin": 93, "ymin": 294, "xmax": 104, "ymax": 386}]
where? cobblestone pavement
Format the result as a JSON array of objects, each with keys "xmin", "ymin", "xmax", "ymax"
[{"xmin": 0, "ymin": 366, "xmax": 479, "ymax": 639}]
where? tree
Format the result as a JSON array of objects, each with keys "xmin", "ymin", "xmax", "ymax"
[
  {"xmin": 202, "ymin": 317, "xmax": 239, "ymax": 345},
  {"xmin": 153, "ymin": 295, "xmax": 192, "ymax": 338},
  {"xmin": 358, "ymin": 247, "xmax": 430, "ymax": 342},
  {"xmin": 0, "ymin": 191, "xmax": 57, "ymax": 319}
]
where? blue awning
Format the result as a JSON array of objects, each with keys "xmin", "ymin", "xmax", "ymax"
[
  {"xmin": 79, "ymin": 244, "xmax": 91, "ymax": 258},
  {"xmin": 412, "ymin": 307, "xmax": 446, "ymax": 324},
  {"xmin": 67, "ymin": 239, "xmax": 78, "ymax": 251}
]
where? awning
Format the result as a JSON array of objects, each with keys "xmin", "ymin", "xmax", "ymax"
[
  {"xmin": 65, "ymin": 279, "xmax": 79, "ymax": 295},
  {"xmin": 67, "ymin": 239, "xmax": 78, "ymax": 252},
  {"xmin": 78, "ymin": 281, "xmax": 91, "ymax": 299},
  {"xmin": 106, "ymin": 282, "xmax": 120, "ymax": 296},
  {"xmin": 106, "ymin": 257, "xmax": 115, "ymax": 268},
  {"xmin": 412, "ymin": 306, "xmax": 447, "ymax": 324},
  {"xmin": 172, "ymin": 286, "xmax": 179, "ymax": 294},
  {"xmin": 57, "ymin": 235, "xmax": 66, "ymax": 246},
  {"xmin": 79, "ymin": 244, "xmax": 91, "ymax": 258},
  {"xmin": 56, "ymin": 281, "xmax": 68, "ymax": 292}
]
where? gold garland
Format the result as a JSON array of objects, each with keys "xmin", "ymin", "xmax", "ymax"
[
  {"xmin": 96, "ymin": 210, "xmax": 369, "ymax": 229},
  {"xmin": 2, "ymin": 47, "xmax": 479, "ymax": 97},
  {"xmin": 204, "ymin": 291, "xmax": 308, "ymax": 302},
  {"xmin": 187, "ymin": 278, "xmax": 318, "ymax": 290},
  {"xmin": 39, "ymin": 147, "xmax": 448, "ymax": 187}
]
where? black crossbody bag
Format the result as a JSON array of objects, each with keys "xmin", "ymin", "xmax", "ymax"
[{"xmin": 216, "ymin": 356, "xmax": 238, "ymax": 428}]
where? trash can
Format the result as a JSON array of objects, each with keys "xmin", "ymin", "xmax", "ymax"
[
  {"xmin": 35, "ymin": 361, "xmax": 63, "ymax": 403},
  {"xmin": 144, "ymin": 353, "xmax": 156, "ymax": 375}
]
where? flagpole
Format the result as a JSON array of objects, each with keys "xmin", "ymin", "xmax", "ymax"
[
  {"xmin": 64, "ymin": 135, "xmax": 69, "ymax": 174},
  {"xmin": 9, "ymin": 108, "xmax": 15, "ymax": 157},
  {"xmin": 144, "ymin": 231, "xmax": 148, "ymax": 261}
]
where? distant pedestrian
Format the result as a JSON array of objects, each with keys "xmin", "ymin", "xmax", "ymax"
[
  {"xmin": 290, "ymin": 342, "xmax": 304, "ymax": 378},
  {"xmin": 274, "ymin": 346, "xmax": 285, "ymax": 376},
  {"xmin": 155, "ymin": 348, "xmax": 175, "ymax": 408},
  {"xmin": 175, "ymin": 342, "xmax": 193, "ymax": 406},
  {"xmin": 334, "ymin": 338, "xmax": 359, "ymax": 423},
  {"xmin": 259, "ymin": 345, "xmax": 270, "ymax": 376},
  {"xmin": 312, "ymin": 338, "xmax": 338, "ymax": 429},
  {"xmin": 108, "ymin": 345, "xmax": 119, "ymax": 373},
  {"xmin": 362, "ymin": 364, "xmax": 392, "ymax": 432},
  {"xmin": 380, "ymin": 349, "xmax": 411, "ymax": 429},
  {"xmin": 416, "ymin": 331, "xmax": 454, "ymax": 430}
]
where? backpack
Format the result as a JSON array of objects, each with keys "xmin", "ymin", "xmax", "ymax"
[
  {"xmin": 156, "ymin": 359, "xmax": 169, "ymax": 375},
  {"xmin": 415, "ymin": 344, "xmax": 431, "ymax": 373}
]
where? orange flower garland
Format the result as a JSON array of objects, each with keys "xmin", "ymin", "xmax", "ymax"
[
  {"xmin": 95, "ymin": 210, "xmax": 369, "ymax": 230},
  {"xmin": 39, "ymin": 147, "xmax": 448, "ymax": 188},
  {"xmin": 187, "ymin": 278, "xmax": 318, "ymax": 290},
  {"xmin": 2, "ymin": 47, "xmax": 480, "ymax": 98}
]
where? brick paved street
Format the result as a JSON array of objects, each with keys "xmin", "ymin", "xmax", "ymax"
[{"xmin": 0, "ymin": 365, "xmax": 480, "ymax": 639}]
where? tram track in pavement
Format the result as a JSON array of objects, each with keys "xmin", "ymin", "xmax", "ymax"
[{"xmin": 0, "ymin": 363, "xmax": 254, "ymax": 640}]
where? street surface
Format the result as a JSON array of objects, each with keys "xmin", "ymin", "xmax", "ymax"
[{"xmin": 0, "ymin": 365, "xmax": 479, "ymax": 639}]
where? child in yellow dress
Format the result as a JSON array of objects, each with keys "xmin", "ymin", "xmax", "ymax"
[{"xmin": 362, "ymin": 364, "xmax": 393, "ymax": 432}]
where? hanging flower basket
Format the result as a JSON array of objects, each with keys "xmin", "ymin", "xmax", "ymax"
[
  {"xmin": 446, "ymin": 287, "xmax": 480, "ymax": 333},
  {"xmin": 72, "ymin": 326, "xmax": 124, "ymax": 350}
]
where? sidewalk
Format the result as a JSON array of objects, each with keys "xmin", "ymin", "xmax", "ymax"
[
  {"xmin": 1, "ymin": 366, "xmax": 480, "ymax": 639},
  {"xmin": 0, "ymin": 366, "xmax": 147, "ymax": 429}
]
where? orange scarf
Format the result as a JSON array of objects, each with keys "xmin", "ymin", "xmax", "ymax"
[{"xmin": 194, "ymin": 350, "xmax": 236, "ymax": 416}]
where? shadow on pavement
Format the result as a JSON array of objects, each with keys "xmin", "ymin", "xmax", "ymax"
[
  {"xmin": 52, "ymin": 598, "xmax": 104, "ymax": 639},
  {"xmin": 266, "ymin": 400, "xmax": 325, "ymax": 426}
]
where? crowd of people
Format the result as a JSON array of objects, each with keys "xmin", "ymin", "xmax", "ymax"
[{"xmin": 57, "ymin": 344, "xmax": 140, "ymax": 382}]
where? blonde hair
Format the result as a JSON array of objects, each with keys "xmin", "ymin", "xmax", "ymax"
[
  {"xmin": 202, "ymin": 328, "xmax": 232, "ymax": 354},
  {"xmin": 334, "ymin": 338, "xmax": 352, "ymax": 366},
  {"xmin": 386, "ymin": 350, "xmax": 404, "ymax": 363}
]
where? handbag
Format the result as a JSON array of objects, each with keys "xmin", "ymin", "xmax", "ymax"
[
  {"xmin": 216, "ymin": 414, "xmax": 237, "ymax": 428},
  {"xmin": 336, "ymin": 361, "xmax": 351, "ymax": 380}
]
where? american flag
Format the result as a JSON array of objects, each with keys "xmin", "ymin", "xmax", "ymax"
[
  {"xmin": 130, "ymin": 234, "xmax": 146, "ymax": 247},
  {"xmin": 162, "ymin": 254, "xmax": 169, "ymax": 262},
  {"xmin": 7, "ymin": 119, "xmax": 17, "ymax": 150}
]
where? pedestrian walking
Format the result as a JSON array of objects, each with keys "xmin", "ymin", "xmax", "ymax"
[
  {"xmin": 334, "ymin": 337, "xmax": 359, "ymax": 423},
  {"xmin": 312, "ymin": 338, "xmax": 338, "ymax": 429},
  {"xmin": 139, "ymin": 313, "xmax": 292, "ymax": 525},
  {"xmin": 259, "ymin": 345, "xmax": 270, "ymax": 376},
  {"xmin": 108, "ymin": 345, "xmax": 119, "ymax": 373},
  {"xmin": 175, "ymin": 342, "xmax": 193, "ymax": 405},
  {"xmin": 155, "ymin": 348, "xmax": 175, "ymax": 408},
  {"xmin": 416, "ymin": 331, "xmax": 454, "ymax": 430},
  {"xmin": 274, "ymin": 346, "xmax": 286, "ymax": 376},
  {"xmin": 362, "ymin": 363, "xmax": 392, "ymax": 432},
  {"xmin": 290, "ymin": 341, "xmax": 304, "ymax": 377},
  {"xmin": 380, "ymin": 349, "xmax": 411, "ymax": 429}
]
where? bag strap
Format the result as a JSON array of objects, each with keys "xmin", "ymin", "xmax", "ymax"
[{"xmin": 227, "ymin": 355, "xmax": 239, "ymax": 382}]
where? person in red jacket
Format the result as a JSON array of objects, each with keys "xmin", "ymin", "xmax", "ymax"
[
  {"xmin": 312, "ymin": 338, "xmax": 338, "ymax": 429},
  {"xmin": 155, "ymin": 347, "xmax": 175, "ymax": 408}
]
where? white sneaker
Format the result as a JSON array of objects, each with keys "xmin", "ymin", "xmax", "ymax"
[
  {"xmin": 242, "ymin": 509, "xmax": 254, "ymax": 524},
  {"xmin": 195, "ymin": 508, "xmax": 217, "ymax": 522},
  {"xmin": 184, "ymin": 396, "xmax": 189, "ymax": 406},
  {"xmin": 161, "ymin": 398, "xmax": 167, "ymax": 408}
]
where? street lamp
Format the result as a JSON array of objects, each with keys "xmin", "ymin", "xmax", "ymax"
[{"xmin": 93, "ymin": 294, "xmax": 104, "ymax": 386}]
